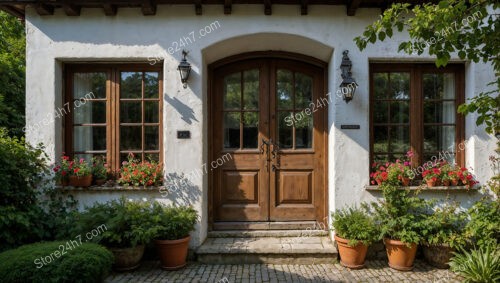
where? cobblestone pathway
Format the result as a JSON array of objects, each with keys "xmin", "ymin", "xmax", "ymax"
[{"xmin": 105, "ymin": 260, "xmax": 462, "ymax": 283}]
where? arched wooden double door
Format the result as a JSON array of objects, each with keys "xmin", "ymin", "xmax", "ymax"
[{"xmin": 210, "ymin": 53, "xmax": 327, "ymax": 229}]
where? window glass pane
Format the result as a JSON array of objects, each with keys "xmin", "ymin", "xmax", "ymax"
[
  {"xmin": 373, "ymin": 101, "xmax": 388, "ymax": 123},
  {"xmin": 120, "ymin": 72, "xmax": 142, "ymax": 99},
  {"xmin": 145, "ymin": 101, "xmax": 159, "ymax": 123},
  {"xmin": 390, "ymin": 73, "xmax": 410, "ymax": 99},
  {"xmin": 424, "ymin": 101, "xmax": 456, "ymax": 123},
  {"xmin": 74, "ymin": 126, "xmax": 106, "ymax": 151},
  {"xmin": 224, "ymin": 73, "xmax": 241, "ymax": 110},
  {"xmin": 144, "ymin": 72, "xmax": 159, "ymax": 98},
  {"xmin": 374, "ymin": 73, "xmax": 388, "ymax": 99},
  {"xmin": 120, "ymin": 102, "xmax": 142, "ymax": 123},
  {"xmin": 74, "ymin": 154, "xmax": 94, "ymax": 163},
  {"xmin": 424, "ymin": 126, "xmax": 455, "ymax": 152},
  {"xmin": 277, "ymin": 111, "xmax": 293, "ymax": 149},
  {"xmin": 74, "ymin": 72, "xmax": 106, "ymax": 99},
  {"xmin": 74, "ymin": 101, "xmax": 106, "ymax": 124},
  {"xmin": 390, "ymin": 101, "xmax": 409, "ymax": 123},
  {"xmin": 145, "ymin": 153, "xmax": 159, "ymax": 162},
  {"xmin": 423, "ymin": 73, "xmax": 455, "ymax": 99},
  {"xmin": 120, "ymin": 126, "xmax": 142, "ymax": 150},
  {"xmin": 295, "ymin": 73, "xmax": 312, "ymax": 109},
  {"xmin": 224, "ymin": 112, "xmax": 240, "ymax": 149},
  {"xmin": 295, "ymin": 113, "xmax": 312, "ymax": 148},
  {"xmin": 390, "ymin": 126, "xmax": 410, "ymax": 153},
  {"xmin": 243, "ymin": 112, "xmax": 258, "ymax": 149},
  {"xmin": 277, "ymin": 69, "xmax": 293, "ymax": 110},
  {"xmin": 243, "ymin": 69, "xmax": 259, "ymax": 110},
  {"xmin": 373, "ymin": 154, "xmax": 389, "ymax": 164},
  {"xmin": 373, "ymin": 126, "xmax": 388, "ymax": 153},
  {"xmin": 145, "ymin": 126, "xmax": 159, "ymax": 150}
]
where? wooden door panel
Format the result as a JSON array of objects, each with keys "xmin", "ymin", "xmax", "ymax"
[{"xmin": 211, "ymin": 55, "xmax": 326, "ymax": 227}]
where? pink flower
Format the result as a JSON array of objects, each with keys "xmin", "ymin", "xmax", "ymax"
[
  {"xmin": 406, "ymin": 151, "xmax": 414, "ymax": 158},
  {"xmin": 404, "ymin": 161, "xmax": 410, "ymax": 166}
]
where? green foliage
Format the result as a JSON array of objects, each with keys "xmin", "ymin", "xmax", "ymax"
[
  {"xmin": 449, "ymin": 245, "xmax": 500, "ymax": 283},
  {"xmin": 0, "ymin": 241, "xmax": 113, "ymax": 283},
  {"xmin": 355, "ymin": 0, "xmax": 500, "ymax": 135},
  {"xmin": 0, "ymin": 128, "xmax": 77, "ymax": 251},
  {"xmin": 331, "ymin": 206, "xmax": 379, "ymax": 246},
  {"xmin": 0, "ymin": 11, "xmax": 25, "ymax": 137},
  {"xmin": 464, "ymin": 198, "xmax": 500, "ymax": 249},
  {"xmin": 421, "ymin": 202, "xmax": 467, "ymax": 248},
  {"xmin": 150, "ymin": 203, "xmax": 198, "ymax": 240},
  {"xmin": 365, "ymin": 183, "xmax": 433, "ymax": 245},
  {"xmin": 70, "ymin": 197, "xmax": 154, "ymax": 248}
]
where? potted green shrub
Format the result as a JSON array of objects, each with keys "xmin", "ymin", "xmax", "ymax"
[
  {"xmin": 331, "ymin": 206, "xmax": 378, "ymax": 269},
  {"xmin": 71, "ymin": 198, "xmax": 154, "ymax": 271},
  {"xmin": 368, "ymin": 181, "xmax": 430, "ymax": 271},
  {"xmin": 150, "ymin": 203, "xmax": 198, "ymax": 270},
  {"xmin": 421, "ymin": 203, "xmax": 467, "ymax": 268},
  {"xmin": 92, "ymin": 156, "xmax": 108, "ymax": 186}
]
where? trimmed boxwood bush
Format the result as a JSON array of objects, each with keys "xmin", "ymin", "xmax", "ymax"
[{"xmin": 0, "ymin": 241, "xmax": 113, "ymax": 283}]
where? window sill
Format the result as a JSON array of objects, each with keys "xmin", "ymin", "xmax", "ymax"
[
  {"xmin": 57, "ymin": 185, "xmax": 164, "ymax": 192},
  {"xmin": 365, "ymin": 185, "xmax": 479, "ymax": 192}
]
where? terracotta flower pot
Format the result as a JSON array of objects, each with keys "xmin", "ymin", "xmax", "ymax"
[
  {"xmin": 384, "ymin": 238, "xmax": 417, "ymax": 271},
  {"xmin": 155, "ymin": 236, "xmax": 190, "ymax": 270},
  {"xmin": 69, "ymin": 175, "xmax": 92, "ymax": 187},
  {"xmin": 426, "ymin": 179, "xmax": 437, "ymax": 187},
  {"xmin": 335, "ymin": 235, "xmax": 368, "ymax": 269},
  {"xmin": 442, "ymin": 180, "xmax": 450, "ymax": 186},
  {"xmin": 423, "ymin": 244, "xmax": 454, "ymax": 269},
  {"xmin": 108, "ymin": 245, "xmax": 145, "ymax": 271},
  {"xmin": 401, "ymin": 177, "xmax": 410, "ymax": 186},
  {"xmin": 94, "ymin": 178, "xmax": 107, "ymax": 186},
  {"xmin": 58, "ymin": 178, "xmax": 69, "ymax": 186},
  {"xmin": 451, "ymin": 179, "xmax": 459, "ymax": 186}
]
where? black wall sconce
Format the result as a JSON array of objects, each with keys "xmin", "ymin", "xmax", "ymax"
[
  {"xmin": 339, "ymin": 50, "xmax": 358, "ymax": 103},
  {"xmin": 177, "ymin": 50, "xmax": 191, "ymax": 89}
]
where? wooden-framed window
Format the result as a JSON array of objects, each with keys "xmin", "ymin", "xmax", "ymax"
[
  {"xmin": 370, "ymin": 63, "xmax": 465, "ymax": 169},
  {"xmin": 64, "ymin": 64, "xmax": 163, "ymax": 172}
]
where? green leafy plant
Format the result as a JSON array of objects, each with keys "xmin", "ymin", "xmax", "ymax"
[
  {"xmin": 421, "ymin": 202, "xmax": 467, "ymax": 248},
  {"xmin": 150, "ymin": 203, "xmax": 198, "ymax": 240},
  {"xmin": 71, "ymin": 158, "xmax": 92, "ymax": 177},
  {"xmin": 331, "ymin": 206, "xmax": 379, "ymax": 246},
  {"xmin": 71, "ymin": 198, "xmax": 154, "ymax": 248},
  {"xmin": 118, "ymin": 153, "xmax": 163, "ymax": 186},
  {"xmin": 365, "ymin": 183, "xmax": 432, "ymax": 245},
  {"xmin": 464, "ymin": 198, "xmax": 500, "ymax": 249},
  {"xmin": 449, "ymin": 245, "xmax": 500, "ymax": 283},
  {"xmin": 91, "ymin": 156, "xmax": 108, "ymax": 180},
  {"xmin": 0, "ymin": 241, "xmax": 113, "ymax": 283}
]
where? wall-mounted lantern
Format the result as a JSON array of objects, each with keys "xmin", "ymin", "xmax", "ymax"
[
  {"xmin": 339, "ymin": 50, "xmax": 358, "ymax": 103},
  {"xmin": 177, "ymin": 50, "xmax": 191, "ymax": 89}
]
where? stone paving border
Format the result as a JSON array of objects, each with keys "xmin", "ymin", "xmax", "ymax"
[{"xmin": 105, "ymin": 260, "xmax": 462, "ymax": 283}]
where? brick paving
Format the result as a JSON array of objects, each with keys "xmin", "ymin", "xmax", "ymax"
[{"xmin": 105, "ymin": 260, "xmax": 462, "ymax": 283}]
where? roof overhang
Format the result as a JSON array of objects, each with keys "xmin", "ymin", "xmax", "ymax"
[{"xmin": 0, "ymin": 0, "xmax": 431, "ymax": 19}]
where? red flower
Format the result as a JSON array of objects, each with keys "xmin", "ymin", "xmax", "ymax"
[{"xmin": 73, "ymin": 168, "xmax": 80, "ymax": 174}]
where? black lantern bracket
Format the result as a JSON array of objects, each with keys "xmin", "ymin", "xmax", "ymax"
[
  {"xmin": 177, "ymin": 50, "xmax": 192, "ymax": 89},
  {"xmin": 339, "ymin": 50, "xmax": 358, "ymax": 103}
]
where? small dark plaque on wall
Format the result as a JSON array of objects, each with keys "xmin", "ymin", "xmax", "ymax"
[
  {"xmin": 341, "ymin": 124, "xmax": 360, "ymax": 130},
  {"xmin": 177, "ymin": 131, "xmax": 191, "ymax": 139}
]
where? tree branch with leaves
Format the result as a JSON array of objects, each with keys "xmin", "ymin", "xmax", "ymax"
[{"xmin": 355, "ymin": 0, "xmax": 499, "ymax": 134}]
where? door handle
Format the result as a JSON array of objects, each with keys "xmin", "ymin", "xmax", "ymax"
[{"xmin": 261, "ymin": 138, "xmax": 270, "ymax": 155}]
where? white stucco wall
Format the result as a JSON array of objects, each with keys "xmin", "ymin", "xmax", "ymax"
[{"xmin": 24, "ymin": 5, "xmax": 497, "ymax": 247}]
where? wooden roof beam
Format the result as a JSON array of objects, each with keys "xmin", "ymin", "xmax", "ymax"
[
  {"xmin": 62, "ymin": 3, "xmax": 81, "ymax": 16},
  {"xmin": 264, "ymin": 0, "xmax": 271, "ymax": 15},
  {"xmin": 141, "ymin": 0, "xmax": 156, "ymax": 15},
  {"xmin": 347, "ymin": 0, "xmax": 362, "ymax": 16},
  {"xmin": 224, "ymin": 0, "xmax": 232, "ymax": 14},
  {"xmin": 195, "ymin": 0, "xmax": 202, "ymax": 15},
  {"xmin": 34, "ymin": 3, "xmax": 54, "ymax": 15},
  {"xmin": 300, "ymin": 0, "xmax": 308, "ymax": 15},
  {"xmin": 103, "ymin": 4, "xmax": 117, "ymax": 16}
]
